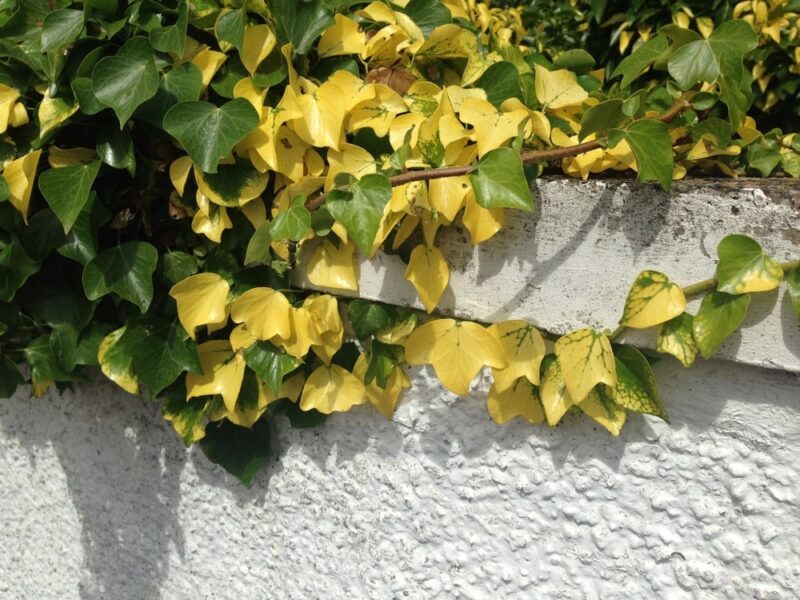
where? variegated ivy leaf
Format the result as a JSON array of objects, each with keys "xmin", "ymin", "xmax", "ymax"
[
  {"xmin": 576, "ymin": 386, "xmax": 627, "ymax": 436},
  {"xmin": 620, "ymin": 270, "xmax": 686, "ymax": 329},
  {"xmin": 539, "ymin": 354, "xmax": 573, "ymax": 426},
  {"xmin": 162, "ymin": 393, "xmax": 210, "ymax": 447},
  {"xmin": 98, "ymin": 327, "xmax": 139, "ymax": 395},
  {"xmin": 715, "ymin": 234, "xmax": 783, "ymax": 294},
  {"xmin": 693, "ymin": 291, "xmax": 751, "ymax": 359},
  {"xmin": 610, "ymin": 345, "xmax": 668, "ymax": 422},
  {"xmin": 554, "ymin": 328, "xmax": 617, "ymax": 403},
  {"xmin": 657, "ymin": 312, "xmax": 699, "ymax": 367},
  {"xmin": 487, "ymin": 320, "xmax": 546, "ymax": 390}
]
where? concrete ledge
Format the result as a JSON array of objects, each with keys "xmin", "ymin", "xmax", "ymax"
[{"xmin": 298, "ymin": 177, "xmax": 800, "ymax": 372}]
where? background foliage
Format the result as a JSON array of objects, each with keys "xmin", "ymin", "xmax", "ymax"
[{"xmin": 0, "ymin": 0, "xmax": 798, "ymax": 484}]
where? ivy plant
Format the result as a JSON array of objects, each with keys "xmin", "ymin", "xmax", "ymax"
[{"xmin": 0, "ymin": 0, "xmax": 798, "ymax": 485}]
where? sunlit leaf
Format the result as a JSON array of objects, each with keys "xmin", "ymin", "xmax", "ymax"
[
  {"xmin": 230, "ymin": 287, "xmax": 292, "ymax": 340},
  {"xmin": 534, "ymin": 64, "xmax": 588, "ymax": 109},
  {"xmin": 326, "ymin": 173, "xmax": 392, "ymax": 255},
  {"xmin": 404, "ymin": 244, "xmax": 449, "ymax": 313},
  {"xmin": 656, "ymin": 312, "xmax": 698, "ymax": 367},
  {"xmin": 169, "ymin": 273, "xmax": 231, "ymax": 339},
  {"xmin": 611, "ymin": 345, "xmax": 668, "ymax": 421},
  {"xmin": 539, "ymin": 355, "xmax": 573, "ymax": 426},
  {"xmin": 715, "ymin": 234, "xmax": 783, "ymax": 294},
  {"xmin": 98, "ymin": 327, "xmax": 139, "ymax": 395},
  {"xmin": 469, "ymin": 147, "xmax": 535, "ymax": 211},
  {"xmin": 576, "ymin": 386, "xmax": 627, "ymax": 436},
  {"xmin": 620, "ymin": 270, "xmax": 686, "ymax": 328},
  {"xmin": 300, "ymin": 364, "xmax": 366, "ymax": 414},
  {"xmin": 305, "ymin": 239, "xmax": 358, "ymax": 292},
  {"xmin": 186, "ymin": 340, "xmax": 246, "ymax": 412},
  {"xmin": 692, "ymin": 291, "xmax": 750, "ymax": 359},
  {"xmin": 405, "ymin": 318, "xmax": 506, "ymax": 395},
  {"xmin": 554, "ymin": 328, "xmax": 617, "ymax": 403},
  {"xmin": 488, "ymin": 320, "xmax": 545, "ymax": 391},
  {"xmin": 486, "ymin": 378, "xmax": 545, "ymax": 425}
]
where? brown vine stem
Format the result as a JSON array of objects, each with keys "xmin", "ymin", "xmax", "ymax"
[
  {"xmin": 609, "ymin": 259, "xmax": 800, "ymax": 341},
  {"xmin": 305, "ymin": 98, "xmax": 692, "ymax": 211}
]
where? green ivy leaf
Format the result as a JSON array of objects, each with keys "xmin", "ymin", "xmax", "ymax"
[
  {"xmin": 199, "ymin": 419, "xmax": 272, "ymax": 486},
  {"xmin": 243, "ymin": 341, "xmax": 301, "ymax": 396},
  {"xmin": 215, "ymin": 8, "xmax": 246, "ymax": 52},
  {"xmin": 554, "ymin": 49, "xmax": 595, "ymax": 74},
  {"xmin": 50, "ymin": 325, "xmax": 79, "ymax": 373},
  {"xmin": 92, "ymin": 37, "xmax": 160, "ymax": 127},
  {"xmin": 611, "ymin": 36, "xmax": 670, "ymax": 88},
  {"xmin": 612, "ymin": 120, "xmax": 673, "ymax": 190},
  {"xmin": 121, "ymin": 320, "xmax": 201, "ymax": 396},
  {"xmin": 24, "ymin": 335, "xmax": 74, "ymax": 383},
  {"xmin": 474, "ymin": 61, "xmax": 522, "ymax": 108},
  {"xmin": 41, "ymin": 9, "xmax": 85, "ymax": 52},
  {"xmin": 96, "ymin": 127, "xmax": 136, "ymax": 175},
  {"xmin": 470, "ymin": 147, "xmax": 535, "ymax": 211},
  {"xmin": 402, "ymin": 0, "xmax": 452, "ymax": 36},
  {"xmin": 747, "ymin": 143, "xmax": 781, "ymax": 177},
  {"xmin": 348, "ymin": 300, "xmax": 393, "ymax": 340},
  {"xmin": 579, "ymin": 99, "xmax": 625, "ymax": 141},
  {"xmin": 693, "ymin": 291, "xmax": 750, "ymax": 359},
  {"xmin": 149, "ymin": 1, "xmax": 188, "ymax": 56},
  {"xmin": 160, "ymin": 251, "xmax": 199, "ymax": 285},
  {"xmin": 270, "ymin": 197, "xmax": 311, "ymax": 242},
  {"xmin": 0, "ymin": 355, "xmax": 24, "ymax": 398},
  {"xmin": 38, "ymin": 161, "xmax": 102, "ymax": 233},
  {"xmin": 786, "ymin": 268, "xmax": 800, "ymax": 323},
  {"xmin": 244, "ymin": 221, "xmax": 272, "ymax": 266},
  {"xmin": 326, "ymin": 173, "xmax": 392, "ymax": 255},
  {"xmin": 611, "ymin": 344, "xmax": 668, "ymax": 421},
  {"xmin": 656, "ymin": 312, "xmax": 698, "ymax": 367},
  {"xmin": 0, "ymin": 175, "xmax": 8, "ymax": 201},
  {"xmin": 136, "ymin": 62, "xmax": 203, "ymax": 129},
  {"xmin": 716, "ymin": 234, "xmax": 783, "ymax": 295},
  {"xmin": 82, "ymin": 241, "xmax": 158, "ymax": 312},
  {"xmin": 0, "ymin": 235, "xmax": 39, "ymax": 302},
  {"xmin": 667, "ymin": 39, "xmax": 720, "ymax": 90},
  {"xmin": 365, "ymin": 340, "xmax": 402, "ymax": 387},
  {"xmin": 57, "ymin": 194, "xmax": 109, "ymax": 266},
  {"xmin": 163, "ymin": 99, "xmax": 259, "ymax": 173},
  {"xmin": 270, "ymin": 0, "xmax": 333, "ymax": 55}
]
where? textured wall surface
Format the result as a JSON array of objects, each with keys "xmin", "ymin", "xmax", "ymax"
[{"xmin": 2, "ymin": 359, "xmax": 799, "ymax": 599}]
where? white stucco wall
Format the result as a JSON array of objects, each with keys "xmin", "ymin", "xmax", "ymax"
[{"xmin": 2, "ymin": 359, "xmax": 799, "ymax": 599}]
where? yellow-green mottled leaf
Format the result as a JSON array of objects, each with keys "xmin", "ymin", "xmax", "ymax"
[
  {"xmin": 620, "ymin": 270, "xmax": 686, "ymax": 329},
  {"xmin": 488, "ymin": 320, "xmax": 545, "ymax": 390},
  {"xmin": 162, "ymin": 393, "xmax": 209, "ymax": 446},
  {"xmin": 611, "ymin": 345, "xmax": 668, "ymax": 421},
  {"xmin": 98, "ymin": 327, "xmax": 139, "ymax": 395},
  {"xmin": 657, "ymin": 312, "xmax": 698, "ymax": 367},
  {"xmin": 787, "ymin": 268, "xmax": 800, "ymax": 323},
  {"xmin": 539, "ymin": 355, "xmax": 573, "ymax": 426},
  {"xmin": 577, "ymin": 386, "xmax": 627, "ymax": 436},
  {"xmin": 554, "ymin": 328, "xmax": 617, "ymax": 403},
  {"xmin": 692, "ymin": 291, "xmax": 750, "ymax": 359},
  {"xmin": 715, "ymin": 234, "xmax": 783, "ymax": 294}
]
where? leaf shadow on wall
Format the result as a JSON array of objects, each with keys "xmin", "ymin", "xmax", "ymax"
[{"xmin": 0, "ymin": 379, "xmax": 187, "ymax": 600}]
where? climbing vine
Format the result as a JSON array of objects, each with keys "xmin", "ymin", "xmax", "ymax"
[{"xmin": 0, "ymin": 0, "xmax": 798, "ymax": 484}]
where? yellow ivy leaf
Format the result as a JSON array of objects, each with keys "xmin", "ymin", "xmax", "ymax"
[
  {"xmin": 428, "ymin": 176, "xmax": 471, "ymax": 222},
  {"xmin": 195, "ymin": 165, "xmax": 268, "ymax": 207},
  {"xmin": 98, "ymin": 327, "xmax": 139, "ymax": 395},
  {"xmin": 348, "ymin": 84, "xmax": 408, "ymax": 136},
  {"xmin": 539, "ymin": 356, "xmax": 573, "ymax": 426},
  {"xmin": 241, "ymin": 24, "xmax": 276, "ymax": 75},
  {"xmin": 405, "ymin": 318, "xmax": 507, "ymax": 395},
  {"xmin": 299, "ymin": 364, "xmax": 367, "ymax": 414},
  {"xmin": 38, "ymin": 93, "xmax": 78, "ymax": 137},
  {"xmin": 404, "ymin": 244, "xmax": 450, "ymax": 313},
  {"xmin": 362, "ymin": 24, "xmax": 409, "ymax": 65},
  {"xmin": 488, "ymin": 320, "xmax": 546, "ymax": 391},
  {"xmin": 163, "ymin": 397, "xmax": 208, "ymax": 445},
  {"xmin": 554, "ymin": 328, "xmax": 617, "ymax": 402},
  {"xmin": 46, "ymin": 146, "xmax": 97, "ymax": 169},
  {"xmin": 293, "ymin": 80, "xmax": 348, "ymax": 150},
  {"xmin": 620, "ymin": 270, "xmax": 687, "ymax": 329},
  {"xmin": 209, "ymin": 377, "xmax": 271, "ymax": 428},
  {"xmin": 169, "ymin": 155, "xmax": 193, "ymax": 196},
  {"xmin": 459, "ymin": 97, "xmax": 529, "ymax": 156},
  {"xmin": 577, "ymin": 387, "xmax": 627, "ymax": 436},
  {"xmin": 325, "ymin": 142, "xmax": 377, "ymax": 190},
  {"xmin": 240, "ymin": 197, "xmax": 267, "ymax": 228},
  {"xmin": 230, "ymin": 323, "xmax": 257, "ymax": 351},
  {"xmin": 8, "ymin": 102, "xmax": 27, "ymax": 128},
  {"xmin": 0, "ymin": 84, "xmax": 20, "ymax": 134},
  {"xmin": 277, "ymin": 306, "xmax": 317, "ymax": 359},
  {"xmin": 169, "ymin": 273, "xmax": 231, "ymax": 339},
  {"xmin": 319, "ymin": 14, "xmax": 364, "ymax": 57},
  {"xmin": 462, "ymin": 194, "xmax": 504, "ymax": 244},
  {"xmin": 353, "ymin": 354, "xmax": 411, "ymax": 419},
  {"xmin": 186, "ymin": 340, "xmax": 245, "ymax": 412},
  {"xmin": 3, "ymin": 149, "xmax": 42, "ymax": 222},
  {"xmin": 230, "ymin": 287, "xmax": 292, "ymax": 341},
  {"xmin": 304, "ymin": 294, "xmax": 344, "ymax": 364},
  {"xmin": 191, "ymin": 48, "xmax": 227, "ymax": 88},
  {"xmin": 191, "ymin": 193, "xmax": 232, "ymax": 242},
  {"xmin": 534, "ymin": 64, "xmax": 589, "ymax": 110},
  {"xmin": 233, "ymin": 77, "xmax": 269, "ymax": 117},
  {"xmin": 487, "ymin": 378, "xmax": 545, "ymax": 425},
  {"xmin": 305, "ymin": 239, "xmax": 359, "ymax": 292}
]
